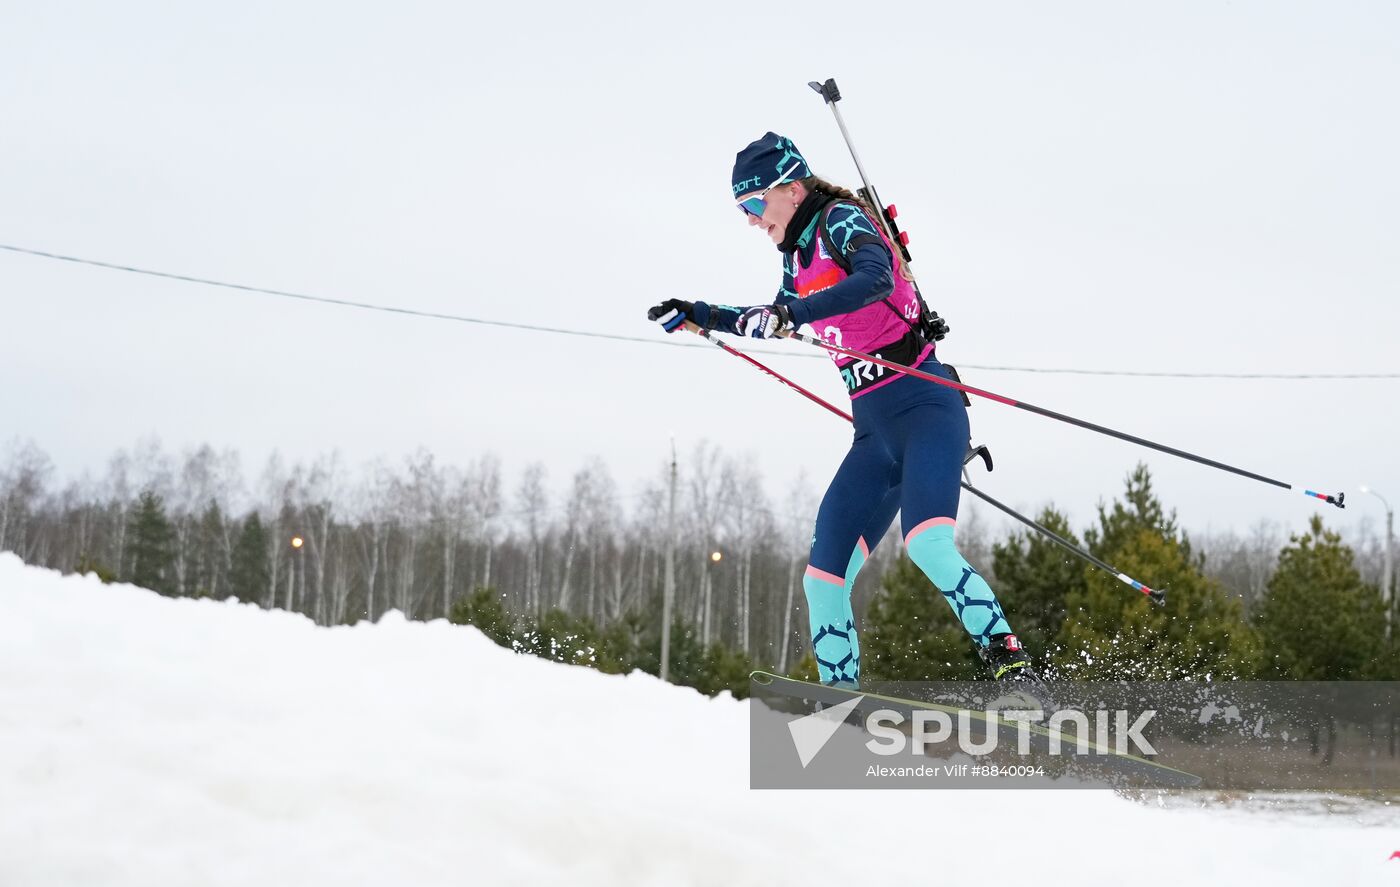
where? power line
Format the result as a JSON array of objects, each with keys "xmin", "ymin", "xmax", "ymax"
[
  {"xmin": 3, "ymin": 242, "xmax": 1396, "ymax": 380},
  {"xmin": 0, "ymin": 243, "xmax": 694, "ymax": 350}
]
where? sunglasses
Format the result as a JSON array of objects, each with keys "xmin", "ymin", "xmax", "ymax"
[{"xmin": 736, "ymin": 161, "xmax": 803, "ymax": 218}]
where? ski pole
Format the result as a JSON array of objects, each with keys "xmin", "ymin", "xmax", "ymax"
[
  {"xmin": 783, "ymin": 329, "xmax": 1345, "ymax": 510},
  {"xmin": 684, "ymin": 324, "xmax": 1164, "ymax": 604},
  {"xmin": 963, "ymin": 480, "xmax": 1164, "ymax": 605},
  {"xmin": 804, "ymin": 77, "xmax": 1342, "ymax": 510},
  {"xmin": 685, "ymin": 323, "xmax": 852, "ymax": 423}
]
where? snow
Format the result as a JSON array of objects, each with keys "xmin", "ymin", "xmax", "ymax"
[{"xmin": 0, "ymin": 552, "xmax": 1393, "ymax": 885}]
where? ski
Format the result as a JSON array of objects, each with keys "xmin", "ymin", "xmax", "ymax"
[{"xmin": 751, "ymin": 670, "xmax": 1203, "ymax": 788}]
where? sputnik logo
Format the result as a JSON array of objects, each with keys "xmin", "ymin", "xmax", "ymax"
[
  {"xmin": 786, "ymin": 695, "xmax": 864, "ymax": 768},
  {"xmin": 1390, "ymin": 851, "xmax": 1400, "ymax": 861}
]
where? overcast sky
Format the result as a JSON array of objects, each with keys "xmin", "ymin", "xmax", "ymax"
[{"xmin": 2, "ymin": 1, "xmax": 1397, "ymax": 541}]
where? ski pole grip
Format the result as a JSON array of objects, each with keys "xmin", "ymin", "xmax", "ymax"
[{"xmin": 808, "ymin": 78, "xmax": 842, "ymax": 104}]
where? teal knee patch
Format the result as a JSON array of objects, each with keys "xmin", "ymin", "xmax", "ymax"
[
  {"xmin": 803, "ymin": 568, "xmax": 859, "ymax": 688},
  {"xmin": 906, "ymin": 524, "xmax": 1012, "ymax": 648},
  {"xmin": 845, "ymin": 541, "xmax": 867, "ymax": 588}
]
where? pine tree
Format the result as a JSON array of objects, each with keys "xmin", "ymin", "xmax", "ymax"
[
  {"xmin": 75, "ymin": 553, "xmax": 117, "ymax": 584},
  {"xmin": 602, "ymin": 611, "xmax": 656, "ymax": 675},
  {"xmin": 228, "ymin": 513, "xmax": 271, "ymax": 605},
  {"xmin": 124, "ymin": 490, "xmax": 176, "ymax": 596},
  {"xmin": 448, "ymin": 587, "xmax": 517, "ymax": 649},
  {"xmin": 1254, "ymin": 515, "xmax": 1388, "ymax": 680},
  {"xmin": 185, "ymin": 502, "xmax": 226, "ymax": 598},
  {"xmin": 651, "ymin": 619, "xmax": 710, "ymax": 687},
  {"xmin": 1055, "ymin": 465, "xmax": 1261, "ymax": 680},
  {"xmin": 863, "ymin": 553, "xmax": 984, "ymax": 680},
  {"xmin": 990, "ymin": 507, "xmax": 1085, "ymax": 664},
  {"xmin": 788, "ymin": 651, "xmax": 819, "ymax": 682},
  {"xmin": 703, "ymin": 643, "xmax": 758, "ymax": 699}
]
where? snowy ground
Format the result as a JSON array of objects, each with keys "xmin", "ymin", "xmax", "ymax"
[{"xmin": 1, "ymin": 552, "xmax": 1395, "ymax": 886}]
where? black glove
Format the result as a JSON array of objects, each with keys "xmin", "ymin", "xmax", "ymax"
[
  {"xmin": 647, "ymin": 298, "xmax": 694, "ymax": 333},
  {"xmin": 735, "ymin": 303, "xmax": 793, "ymax": 339}
]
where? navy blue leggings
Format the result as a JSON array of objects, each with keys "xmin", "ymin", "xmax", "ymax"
[{"xmin": 802, "ymin": 355, "xmax": 1013, "ymax": 687}]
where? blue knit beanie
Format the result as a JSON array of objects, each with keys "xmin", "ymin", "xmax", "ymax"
[{"xmin": 731, "ymin": 132, "xmax": 811, "ymax": 198}]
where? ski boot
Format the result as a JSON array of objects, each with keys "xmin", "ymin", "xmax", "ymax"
[{"xmin": 981, "ymin": 633, "xmax": 1056, "ymax": 711}]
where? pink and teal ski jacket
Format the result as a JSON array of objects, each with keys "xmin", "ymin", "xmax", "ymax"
[{"xmin": 699, "ymin": 197, "xmax": 933, "ymax": 398}]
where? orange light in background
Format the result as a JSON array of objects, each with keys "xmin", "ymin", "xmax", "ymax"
[
  {"xmin": 710, "ymin": 551, "xmax": 722, "ymax": 563},
  {"xmin": 291, "ymin": 537, "xmax": 304, "ymax": 549}
]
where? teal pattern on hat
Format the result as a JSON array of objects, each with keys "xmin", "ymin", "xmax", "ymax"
[{"xmin": 732, "ymin": 132, "xmax": 812, "ymax": 198}]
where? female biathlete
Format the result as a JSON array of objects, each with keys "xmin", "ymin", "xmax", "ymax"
[{"xmin": 649, "ymin": 132, "xmax": 1040, "ymax": 691}]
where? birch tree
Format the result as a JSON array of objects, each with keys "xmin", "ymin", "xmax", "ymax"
[
  {"xmin": 468, "ymin": 455, "xmax": 503, "ymax": 592},
  {"xmin": 515, "ymin": 463, "xmax": 549, "ymax": 616},
  {"xmin": 778, "ymin": 476, "xmax": 818, "ymax": 672},
  {"xmin": 0, "ymin": 439, "xmax": 53, "ymax": 560},
  {"xmin": 354, "ymin": 460, "xmax": 394, "ymax": 622}
]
